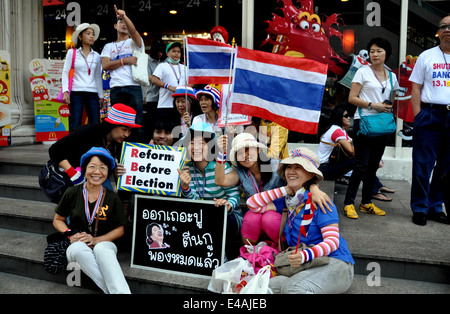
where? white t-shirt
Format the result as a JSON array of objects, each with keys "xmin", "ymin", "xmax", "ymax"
[
  {"xmin": 352, "ymin": 65, "xmax": 399, "ymax": 119},
  {"xmin": 409, "ymin": 46, "xmax": 450, "ymax": 105},
  {"xmin": 153, "ymin": 62, "xmax": 186, "ymax": 109},
  {"xmin": 192, "ymin": 114, "xmax": 222, "ymax": 134},
  {"xmin": 101, "ymin": 38, "xmax": 144, "ymax": 88},
  {"xmin": 62, "ymin": 48, "xmax": 103, "ymax": 98},
  {"xmin": 318, "ymin": 125, "xmax": 352, "ymax": 164}
]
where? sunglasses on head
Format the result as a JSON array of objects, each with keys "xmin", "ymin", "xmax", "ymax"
[{"xmin": 439, "ymin": 24, "xmax": 450, "ymax": 31}]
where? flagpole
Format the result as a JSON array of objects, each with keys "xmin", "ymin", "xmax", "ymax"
[
  {"xmin": 224, "ymin": 38, "xmax": 236, "ymax": 131},
  {"xmin": 183, "ymin": 30, "xmax": 190, "ymax": 115}
]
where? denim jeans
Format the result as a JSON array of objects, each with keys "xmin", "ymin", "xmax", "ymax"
[
  {"xmin": 411, "ymin": 107, "xmax": 450, "ymax": 214},
  {"xmin": 344, "ymin": 119, "xmax": 389, "ymax": 205},
  {"xmin": 110, "ymin": 86, "xmax": 144, "ymax": 142},
  {"xmin": 66, "ymin": 241, "xmax": 131, "ymax": 294},
  {"xmin": 269, "ymin": 257, "xmax": 354, "ymax": 294},
  {"xmin": 69, "ymin": 91, "xmax": 100, "ymax": 132}
]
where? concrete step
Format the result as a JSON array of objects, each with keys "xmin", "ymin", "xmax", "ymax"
[
  {"xmin": 0, "ymin": 174, "xmax": 49, "ymax": 202},
  {"xmin": 0, "ymin": 197, "xmax": 54, "ymax": 234}
]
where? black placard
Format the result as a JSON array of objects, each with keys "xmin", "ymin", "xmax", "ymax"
[{"xmin": 131, "ymin": 195, "xmax": 227, "ymax": 278}]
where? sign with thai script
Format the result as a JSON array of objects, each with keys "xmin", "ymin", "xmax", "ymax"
[
  {"xmin": 118, "ymin": 142, "xmax": 187, "ymax": 197},
  {"xmin": 131, "ymin": 195, "xmax": 227, "ymax": 278}
]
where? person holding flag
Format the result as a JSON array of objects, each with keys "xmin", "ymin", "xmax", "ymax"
[{"xmin": 246, "ymin": 147, "xmax": 354, "ymax": 294}]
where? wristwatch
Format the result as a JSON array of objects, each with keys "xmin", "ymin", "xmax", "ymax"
[{"xmin": 367, "ymin": 102, "xmax": 372, "ymax": 110}]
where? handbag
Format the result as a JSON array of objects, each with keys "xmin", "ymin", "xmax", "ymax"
[
  {"xmin": 132, "ymin": 42, "xmax": 150, "ymax": 86},
  {"xmin": 357, "ymin": 71, "xmax": 396, "ymax": 137},
  {"xmin": 43, "ymin": 188, "xmax": 106, "ymax": 275},
  {"xmin": 38, "ymin": 159, "xmax": 74, "ymax": 204},
  {"xmin": 273, "ymin": 209, "xmax": 329, "ymax": 277},
  {"xmin": 56, "ymin": 48, "xmax": 76, "ymax": 103},
  {"xmin": 321, "ymin": 140, "xmax": 352, "ymax": 164}
]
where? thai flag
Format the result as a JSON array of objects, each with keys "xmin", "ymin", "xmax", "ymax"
[
  {"xmin": 231, "ymin": 47, "xmax": 328, "ymax": 134},
  {"xmin": 186, "ymin": 37, "xmax": 235, "ymax": 84}
]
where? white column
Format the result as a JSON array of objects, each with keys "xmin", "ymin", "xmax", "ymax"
[{"xmin": 241, "ymin": 0, "xmax": 254, "ymax": 49}]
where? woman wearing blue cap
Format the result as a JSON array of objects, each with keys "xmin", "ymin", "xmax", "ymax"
[{"xmin": 52, "ymin": 147, "xmax": 130, "ymax": 294}]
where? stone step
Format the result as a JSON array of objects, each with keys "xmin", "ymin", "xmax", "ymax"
[
  {"xmin": 0, "ymin": 174, "xmax": 50, "ymax": 202},
  {"xmin": 0, "ymin": 197, "xmax": 54, "ymax": 234}
]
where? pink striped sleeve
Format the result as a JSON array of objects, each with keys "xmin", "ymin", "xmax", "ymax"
[
  {"xmin": 246, "ymin": 187, "xmax": 286, "ymax": 213},
  {"xmin": 300, "ymin": 225, "xmax": 340, "ymax": 264}
]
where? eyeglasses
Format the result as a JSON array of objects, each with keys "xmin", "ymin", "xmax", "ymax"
[
  {"xmin": 343, "ymin": 114, "xmax": 350, "ymax": 118},
  {"xmin": 438, "ymin": 24, "xmax": 450, "ymax": 31},
  {"xmin": 87, "ymin": 165, "xmax": 109, "ymax": 172}
]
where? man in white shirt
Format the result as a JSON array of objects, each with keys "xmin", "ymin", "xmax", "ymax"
[
  {"xmin": 409, "ymin": 15, "xmax": 450, "ymax": 226},
  {"xmin": 101, "ymin": 5, "xmax": 145, "ymax": 141}
]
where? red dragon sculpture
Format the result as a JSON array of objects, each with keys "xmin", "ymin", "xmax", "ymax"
[{"xmin": 263, "ymin": 0, "xmax": 349, "ymax": 77}]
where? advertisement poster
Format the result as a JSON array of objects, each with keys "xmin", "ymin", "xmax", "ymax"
[
  {"xmin": 0, "ymin": 51, "xmax": 12, "ymax": 146},
  {"xmin": 117, "ymin": 142, "xmax": 187, "ymax": 197},
  {"xmin": 217, "ymin": 84, "xmax": 251, "ymax": 128},
  {"xmin": 29, "ymin": 58, "xmax": 69, "ymax": 142}
]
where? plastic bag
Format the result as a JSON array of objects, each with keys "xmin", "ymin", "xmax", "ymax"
[
  {"xmin": 240, "ymin": 265, "xmax": 273, "ymax": 294},
  {"xmin": 208, "ymin": 257, "xmax": 255, "ymax": 294},
  {"xmin": 239, "ymin": 241, "xmax": 278, "ymax": 278}
]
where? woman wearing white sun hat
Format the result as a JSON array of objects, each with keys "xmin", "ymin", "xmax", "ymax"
[{"xmin": 62, "ymin": 23, "xmax": 104, "ymax": 132}]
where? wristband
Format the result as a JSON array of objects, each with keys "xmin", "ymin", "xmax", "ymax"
[
  {"xmin": 65, "ymin": 167, "xmax": 77, "ymax": 178},
  {"xmin": 181, "ymin": 185, "xmax": 191, "ymax": 192},
  {"xmin": 367, "ymin": 102, "xmax": 372, "ymax": 110},
  {"xmin": 217, "ymin": 152, "xmax": 227, "ymax": 164},
  {"xmin": 164, "ymin": 83, "xmax": 170, "ymax": 89}
]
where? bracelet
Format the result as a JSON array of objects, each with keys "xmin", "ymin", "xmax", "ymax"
[
  {"xmin": 121, "ymin": 58, "xmax": 125, "ymax": 67},
  {"xmin": 164, "ymin": 83, "xmax": 170, "ymax": 89},
  {"xmin": 367, "ymin": 102, "xmax": 372, "ymax": 110},
  {"xmin": 181, "ymin": 185, "xmax": 191, "ymax": 192}
]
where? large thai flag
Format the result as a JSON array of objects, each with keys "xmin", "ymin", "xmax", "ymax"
[
  {"xmin": 231, "ymin": 47, "xmax": 328, "ymax": 134},
  {"xmin": 186, "ymin": 37, "xmax": 235, "ymax": 84}
]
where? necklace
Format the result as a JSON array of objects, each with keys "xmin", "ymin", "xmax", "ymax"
[
  {"xmin": 192, "ymin": 164, "xmax": 206, "ymax": 200},
  {"xmin": 169, "ymin": 62, "xmax": 181, "ymax": 85},
  {"xmin": 370, "ymin": 65, "xmax": 387, "ymax": 94},
  {"xmin": 248, "ymin": 170, "xmax": 263, "ymax": 194},
  {"xmin": 81, "ymin": 48, "xmax": 94, "ymax": 75},
  {"xmin": 82, "ymin": 183, "xmax": 104, "ymax": 233}
]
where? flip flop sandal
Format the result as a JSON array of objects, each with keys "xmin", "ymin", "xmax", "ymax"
[
  {"xmin": 379, "ymin": 186, "xmax": 395, "ymax": 193},
  {"xmin": 372, "ymin": 192, "xmax": 392, "ymax": 202}
]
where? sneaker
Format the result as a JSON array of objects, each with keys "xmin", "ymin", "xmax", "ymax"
[
  {"xmin": 343, "ymin": 204, "xmax": 358, "ymax": 219},
  {"xmin": 359, "ymin": 203, "xmax": 386, "ymax": 216},
  {"xmin": 397, "ymin": 128, "xmax": 413, "ymax": 141}
]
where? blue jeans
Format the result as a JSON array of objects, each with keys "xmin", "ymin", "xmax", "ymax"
[
  {"xmin": 411, "ymin": 107, "xmax": 450, "ymax": 214},
  {"xmin": 69, "ymin": 91, "xmax": 100, "ymax": 132},
  {"xmin": 110, "ymin": 86, "xmax": 144, "ymax": 141}
]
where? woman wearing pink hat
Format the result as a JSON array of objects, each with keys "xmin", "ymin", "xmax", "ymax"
[
  {"xmin": 62, "ymin": 22, "xmax": 103, "ymax": 132},
  {"xmin": 48, "ymin": 103, "xmax": 141, "ymax": 190}
]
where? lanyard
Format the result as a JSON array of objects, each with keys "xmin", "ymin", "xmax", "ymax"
[
  {"xmin": 248, "ymin": 171, "xmax": 262, "ymax": 194},
  {"xmin": 192, "ymin": 165, "xmax": 206, "ymax": 200},
  {"xmin": 80, "ymin": 50, "xmax": 95, "ymax": 76},
  {"xmin": 370, "ymin": 65, "xmax": 387, "ymax": 95},
  {"xmin": 169, "ymin": 62, "xmax": 181, "ymax": 84},
  {"xmin": 82, "ymin": 183, "xmax": 104, "ymax": 227}
]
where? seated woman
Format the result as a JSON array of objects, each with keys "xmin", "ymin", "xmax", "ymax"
[
  {"xmin": 52, "ymin": 147, "xmax": 130, "ymax": 294},
  {"xmin": 215, "ymin": 133, "xmax": 333, "ymax": 247},
  {"xmin": 246, "ymin": 147, "xmax": 354, "ymax": 294},
  {"xmin": 172, "ymin": 86, "xmax": 201, "ymax": 137},
  {"xmin": 177, "ymin": 122, "xmax": 243, "ymax": 259}
]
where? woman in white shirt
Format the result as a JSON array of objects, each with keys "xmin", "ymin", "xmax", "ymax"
[
  {"xmin": 342, "ymin": 37, "xmax": 398, "ymax": 219},
  {"xmin": 62, "ymin": 23, "xmax": 104, "ymax": 132}
]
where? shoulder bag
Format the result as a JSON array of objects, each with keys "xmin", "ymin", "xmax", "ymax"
[
  {"xmin": 357, "ymin": 71, "xmax": 396, "ymax": 137},
  {"xmin": 56, "ymin": 48, "xmax": 76, "ymax": 103},
  {"xmin": 132, "ymin": 42, "xmax": 150, "ymax": 86},
  {"xmin": 320, "ymin": 140, "xmax": 352, "ymax": 164},
  {"xmin": 43, "ymin": 188, "xmax": 106, "ymax": 275},
  {"xmin": 38, "ymin": 159, "xmax": 74, "ymax": 204}
]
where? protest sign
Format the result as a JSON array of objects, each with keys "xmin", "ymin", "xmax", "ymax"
[
  {"xmin": 117, "ymin": 142, "xmax": 186, "ymax": 197},
  {"xmin": 131, "ymin": 195, "xmax": 227, "ymax": 278}
]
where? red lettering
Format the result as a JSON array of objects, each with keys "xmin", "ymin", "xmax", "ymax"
[
  {"xmin": 125, "ymin": 176, "xmax": 132, "ymax": 185},
  {"xmin": 131, "ymin": 149, "xmax": 139, "ymax": 158},
  {"xmin": 131, "ymin": 162, "xmax": 138, "ymax": 171}
]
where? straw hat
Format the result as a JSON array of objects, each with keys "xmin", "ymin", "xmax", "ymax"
[
  {"xmin": 278, "ymin": 147, "xmax": 323, "ymax": 182},
  {"xmin": 229, "ymin": 133, "xmax": 268, "ymax": 167},
  {"xmin": 71, "ymin": 23, "xmax": 100, "ymax": 46}
]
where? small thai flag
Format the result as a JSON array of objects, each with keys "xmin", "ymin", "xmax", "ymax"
[
  {"xmin": 186, "ymin": 37, "xmax": 235, "ymax": 84},
  {"xmin": 231, "ymin": 47, "xmax": 328, "ymax": 134}
]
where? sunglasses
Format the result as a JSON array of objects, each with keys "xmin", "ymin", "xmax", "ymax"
[
  {"xmin": 438, "ymin": 24, "xmax": 450, "ymax": 31},
  {"xmin": 343, "ymin": 114, "xmax": 350, "ymax": 118}
]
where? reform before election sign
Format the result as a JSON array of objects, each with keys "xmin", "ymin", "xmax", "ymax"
[
  {"xmin": 117, "ymin": 142, "xmax": 186, "ymax": 197},
  {"xmin": 131, "ymin": 195, "xmax": 227, "ymax": 278}
]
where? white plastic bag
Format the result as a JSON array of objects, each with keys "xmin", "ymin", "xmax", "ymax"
[
  {"xmin": 132, "ymin": 43, "xmax": 149, "ymax": 86},
  {"xmin": 240, "ymin": 265, "xmax": 273, "ymax": 294},
  {"xmin": 208, "ymin": 257, "xmax": 255, "ymax": 294}
]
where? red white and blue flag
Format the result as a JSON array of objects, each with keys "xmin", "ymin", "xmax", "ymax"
[
  {"xmin": 231, "ymin": 47, "xmax": 328, "ymax": 134},
  {"xmin": 186, "ymin": 37, "xmax": 235, "ymax": 84}
]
